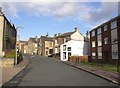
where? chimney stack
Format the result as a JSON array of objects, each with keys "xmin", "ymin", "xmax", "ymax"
[
  {"xmin": 74, "ymin": 27, "xmax": 79, "ymax": 32},
  {"xmin": 86, "ymin": 31, "xmax": 90, "ymax": 40},
  {"xmin": 35, "ymin": 36, "xmax": 37, "ymax": 41},
  {"xmin": 0, "ymin": 7, "xmax": 3, "ymax": 15},
  {"xmin": 54, "ymin": 34, "xmax": 57, "ymax": 37},
  {"xmin": 58, "ymin": 33, "xmax": 62, "ymax": 36},
  {"xmin": 46, "ymin": 33, "xmax": 49, "ymax": 37}
]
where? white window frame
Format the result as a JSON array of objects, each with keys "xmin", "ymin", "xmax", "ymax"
[
  {"xmin": 92, "ymin": 31, "xmax": 95, "ymax": 37},
  {"xmin": 98, "ymin": 41, "xmax": 102, "ymax": 46},
  {"xmin": 92, "ymin": 53, "xmax": 96, "ymax": 59},
  {"xmin": 111, "ymin": 21, "xmax": 117, "ymax": 29},
  {"xmin": 104, "ymin": 38, "xmax": 108, "ymax": 45},
  {"xmin": 63, "ymin": 45, "xmax": 66, "ymax": 51},
  {"xmin": 104, "ymin": 25, "xmax": 107, "ymax": 31},
  {"xmin": 98, "ymin": 47, "xmax": 102, "ymax": 59},
  {"xmin": 35, "ymin": 44, "xmax": 37, "ymax": 47},
  {"xmin": 111, "ymin": 29, "xmax": 118, "ymax": 44},
  {"xmin": 92, "ymin": 53, "xmax": 96, "ymax": 56},
  {"xmin": 92, "ymin": 41, "xmax": 95, "ymax": 47},
  {"xmin": 112, "ymin": 44, "xmax": 118, "ymax": 59},
  {"xmin": 97, "ymin": 35, "xmax": 102, "ymax": 46},
  {"xmin": 64, "ymin": 38, "xmax": 66, "ymax": 43},
  {"xmin": 112, "ymin": 52, "xmax": 118, "ymax": 59},
  {"xmin": 55, "ymin": 40, "xmax": 57, "ymax": 45},
  {"xmin": 97, "ymin": 28, "xmax": 101, "ymax": 34},
  {"xmin": 55, "ymin": 48, "xmax": 58, "ymax": 53}
]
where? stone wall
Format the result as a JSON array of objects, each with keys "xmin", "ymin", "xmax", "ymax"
[{"xmin": 0, "ymin": 58, "xmax": 14, "ymax": 67}]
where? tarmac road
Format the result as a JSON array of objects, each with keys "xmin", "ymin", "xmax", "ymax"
[{"xmin": 2, "ymin": 55, "xmax": 118, "ymax": 86}]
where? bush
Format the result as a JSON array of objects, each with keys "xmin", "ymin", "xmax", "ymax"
[{"xmin": 4, "ymin": 49, "xmax": 16, "ymax": 58}]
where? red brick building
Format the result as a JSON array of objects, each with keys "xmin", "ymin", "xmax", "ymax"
[{"xmin": 90, "ymin": 16, "xmax": 120, "ymax": 64}]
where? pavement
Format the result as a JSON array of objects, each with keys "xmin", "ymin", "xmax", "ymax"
[
  {"xmin": 1, "ymin": 55, "xmax": 29, "ymax": 85},
  {"xmin": 60, "ymin": 60, "xmax": 120, "ymax": 85},
  {"xmin": 2, "ymin": 56, "xmax": 118, "ymax": 86}
]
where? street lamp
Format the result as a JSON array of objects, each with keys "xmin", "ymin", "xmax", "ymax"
[{"xmin": 15, "ymin": 26, "xmax": 24, "ymax": 65}]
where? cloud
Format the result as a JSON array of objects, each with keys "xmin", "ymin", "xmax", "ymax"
[
  {"xmin": 2, "ymin": 2, "xmax": 118, "ymax": 26},
  {"xmin": 2, "ymin": 2, "xmax": 20, "ymax": 18},
  {"xmin": 88, "ymin": 2, "xmax": 118, "ymax": 22},
  {"xmin": 76, "ymin": 2, "xmax": 118, "ymax": 29}
]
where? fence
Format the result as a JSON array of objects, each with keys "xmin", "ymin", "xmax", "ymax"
[{"xmin": 70, "ymin": 56, "xmax": 88, "ymax": 63}]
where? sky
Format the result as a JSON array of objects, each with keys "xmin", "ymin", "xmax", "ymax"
[{"xmin": 1, "ymin": 0, "xmax": 119, "ymax": 41}]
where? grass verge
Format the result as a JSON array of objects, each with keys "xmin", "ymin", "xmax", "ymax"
[{"xmin": 79, "ymin": 62, "xmax": 120, "ymax": 73}]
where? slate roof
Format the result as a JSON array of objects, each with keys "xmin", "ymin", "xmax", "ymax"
[
  {"xmin": 29, "ymin": 38, "xmax": 38, "ymax": 43},
  {"xmin": 55, "ymin": 32, "xmax": 74, "ymax": 38},
  {"xmin": 19, "ymin": 40, "xmax": 28, "ymax": 44},
  {"xmin": 41, "ymin": 36, "xmax": 53, "ymax": 41},
  {"xmin": 55, "ymin": 30, "xmax": 90, "ymax": 42}
]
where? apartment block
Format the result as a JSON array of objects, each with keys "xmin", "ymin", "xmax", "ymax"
[{"xmin": 90, "ymin": 16, "xmax": 120, "ymax": 64}]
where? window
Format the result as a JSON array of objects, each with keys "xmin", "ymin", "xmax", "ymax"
[
  {"xmin": 67, "ymin": 47, "xmax": 71, "ymax": 51},
  {"xmin": 97, "ymin": 35, "xmax": 101, "ymax": 40},
  {"xmin": 97, "ymin": 28, "xmax": 101, "ymax": 34},
  {"xmin": 98, "ymin": 41, "xmax": 102, "ymax": 46},
  {"xmin": 98, "ymin": 47, "xmax": 102, "ymax": 59},
  {"xmin": 104, "ymin": 25, "xmax": 107, "ymax": 31},
  {"xmin": 55, "ymin": 40, "xmax": 57, "ymax": 45},
  {"xmin": 35, "ymin": 44, "xmax": 37, "ymax": 47},
  {"xmin": 64, "ymin": 38, "xmax": 66, "ymax": 43},
  {"xmin": 97, "ymin": 35, "xmax": 102, "ymax": 46},
  {"xmin": 46, "ymin": 51, "xmax": 48, "ymax": 55},
  {"xmin": 111, "ymin": 21, "xmax": 117, "ymax": 29},
  {"xmin": 112, "ymin": 44, "xmax": 118, "ymax": 59},
  {"xmin": 92, "ymin": 53, "xmax": 96, "ymax": 56},
  {"xmin": 92, "ymin": 53, "xmax": 96, "ymax": 59},
  {"xmin": 49, "ymin": 49, "xmax": 53, "ymax": 54},
  {"xmin": 50, "ymin": 41, "xmax": 52, "ymax": 47},
  {"xmin": 63, "ymin": 45, "xmax": 66, "ymax": 51},
  {"xmin": 112, "ymin": 52, "xmax": 118, "ymax": 59},
  {"xmin": 104, "ymin": 38, "xmax": 108, "ymax": 44},
  {"xmin": 55, "ymin": 48, "xmax": 58, "ymax": 53},
  {"xmin": 92, "ymin": 31, "xmax": 95, "ymax": 37},
  {"xmin": 92, "ymin": 41, "xmax": 95, "ymax": 47},
  {"xmin": 68, "ymin": 52, "xmax": 71, "ymax": 57},
  {"xmin": 111, "ymin": 29, "xmax": 118, "ymax": 44},
  {"xmin": 63, "ymin": 52, "xmax": 66, "ymax": 59}
]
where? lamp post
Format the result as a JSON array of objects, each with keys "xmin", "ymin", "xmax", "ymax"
[{"xmin": 15, "ymin": 26, "xmax": 24, "ymax": 65}]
